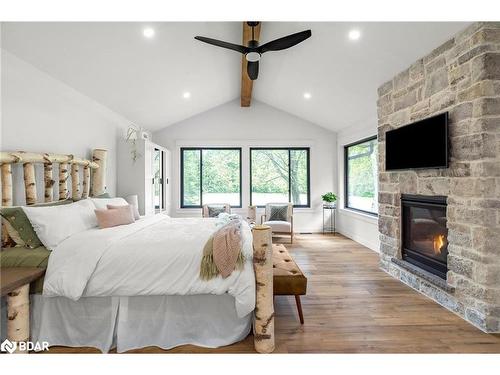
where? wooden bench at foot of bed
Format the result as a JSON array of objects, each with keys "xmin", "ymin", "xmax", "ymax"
[{"xmin": 272, "ymin": 244, "xmax": 307, "ymax": 324}]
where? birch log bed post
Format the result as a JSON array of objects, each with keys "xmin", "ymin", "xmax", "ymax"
[
  {"xmin": 58, "ymin": 162, "xmax": 69, "ymax": 200},
  {"xmin": 6, "ymin": 284, "xmax": 30, "ymax": 353},
  {"xmin": 252, "ymin": 224, "xmax": 275, "ymax": 353},
  {"xmin": 23, "ymin": 162, "xmax": 37, "ymax": 205},
  {"xmin": 1, "ymin": 164, "xmax": 13, "ymax": 206},
  {"xmin": 90, "ymin": 149, "xmax": 107, "ymax": 197},
  {"xmin": 82, "ymin": 165, "xmax": 90, "ymax": 199},
  {"xmin": 44, "ymin": 162, "xmax": 54, "ymax": 202},
  {"xmin": 71, "ymin": 164, "xmax": 80, "ymax": 200}
]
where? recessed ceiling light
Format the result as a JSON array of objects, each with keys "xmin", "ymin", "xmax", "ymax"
[
  {"xmin": 183, "ymin": 92, "xmax": 191, "ymax": 99},
  {"xmin": 348, "ymin": 29, "xmax": 361, "ymax": 41},
  {"xmin": 143, "ymin": 27, "xmax": 155, "ymax": 39},
  {"xmin": 303, "ymin": 92, "xmax": 312, "ymax": 100}
]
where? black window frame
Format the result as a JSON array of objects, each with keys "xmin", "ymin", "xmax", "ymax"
[
  {"xmin": 180, "ymin": 147, "xmax": 242, "ymax": 208},
  {"xmin": 153, "ymin": 147, "xmax": 165, "ymax": 210},
  {"xmin": 249, "ymin": 147, "xmax": 311, "ymax": 208},
  {"xmin": 344, "ymin": 136, "xmax": 378, "ymax": 216}
]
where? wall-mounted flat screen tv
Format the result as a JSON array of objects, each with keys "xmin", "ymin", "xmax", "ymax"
[{"xmin": 385, "ymin": 112, "xmax": 448, "ymax": 170}]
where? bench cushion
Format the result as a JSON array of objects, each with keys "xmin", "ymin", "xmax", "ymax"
[{"xmin": 272, "ymin": 244, "xmax": 307, "ymax": 296}]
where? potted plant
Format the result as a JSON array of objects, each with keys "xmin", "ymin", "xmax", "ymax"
[{"xmin": 322, "ymin": 192, "xmax": 337, "ymax": 208}]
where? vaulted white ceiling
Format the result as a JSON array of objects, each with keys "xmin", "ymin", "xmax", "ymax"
[{"xmin": 1, "ymin": 22, "xmax": 469, "ymax": 132}]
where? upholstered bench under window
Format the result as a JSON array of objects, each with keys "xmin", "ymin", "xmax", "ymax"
[{"xmin": 272, "ymin": 244, "xmax": 307, "ymax": 324}]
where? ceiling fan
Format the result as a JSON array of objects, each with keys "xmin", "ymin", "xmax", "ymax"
[{"xmin": 194, "ymin": 22, "xmax": 312, "ymax": 80}]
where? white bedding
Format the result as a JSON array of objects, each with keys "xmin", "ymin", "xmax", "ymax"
[{"xmin": 43, "ymin": 214, "xmax": 255, "ymax": 318}]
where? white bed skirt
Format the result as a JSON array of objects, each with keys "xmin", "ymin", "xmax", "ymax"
[{"xmin": 28, "ymin": 294, "xmax": 252, "ymax": 353}]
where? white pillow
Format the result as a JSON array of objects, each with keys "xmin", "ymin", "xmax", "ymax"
[
  {"xmin": 130, "ymin": 204, "xmax": 140, "ymax": 220},
  {"xmin": 124, "ymin": 194, "xmax": 141, "ymax": 220},
  {"xmin": 90, "ymin": 197, "xmax": 128, "ymax": 210},
  {"xmin": 22, "ymin": 199, "xmax": 98, "ymax": 250}
]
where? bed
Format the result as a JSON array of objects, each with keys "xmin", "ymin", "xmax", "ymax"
[
  {"xmin": 0, "ymin": 150, "xmax": 274, "ymax": 353},
  {"xmin": 1, "ymin": 244, "xmax": 253, "ymax": 352}
]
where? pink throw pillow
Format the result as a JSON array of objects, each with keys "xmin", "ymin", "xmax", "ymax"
[
  {"xmin": 95, "ymin": 207, "xmax": 135, "ymax": 229},
  {"xmin": 107, "ymin": 204, "xmax": 139, "ymax": 220}
]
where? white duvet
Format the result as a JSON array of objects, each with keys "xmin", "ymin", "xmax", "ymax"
[{"xmin": 43, "ymin": 214, "xmax": 256, "ymax": 318}]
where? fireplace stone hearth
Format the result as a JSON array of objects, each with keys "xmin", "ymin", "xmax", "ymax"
[
  {"xmin": 391, "ymin": 257, "xmax": 454, "ymax": 292},
  {"xmin": 377, "ymin": 22, "xmax": 500, "ymax": 332}
]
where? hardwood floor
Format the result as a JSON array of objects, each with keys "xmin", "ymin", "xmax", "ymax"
[{"xmin": 45, "ymin": 234, "xmax": 500, "ymax": 353}]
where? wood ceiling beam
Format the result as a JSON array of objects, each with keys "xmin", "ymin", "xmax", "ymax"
[{"xmin": 240, "ymin": 21, "xmax": 261, "ymax": 107}]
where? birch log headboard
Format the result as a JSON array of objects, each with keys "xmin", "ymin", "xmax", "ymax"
[{"xmin": 0, "ymin": 149, "xmax": 107, "ymax": 245}]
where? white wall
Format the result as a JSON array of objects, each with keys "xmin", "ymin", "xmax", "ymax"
[
  {"xmin": 153, "ymin": 99, "xmax": 337, "ymax": 233},
  {"xmin": 1, "ymin": 50, "xmax": 131, "ymax": 203},
  {"xmin": 336, "ymin": 123, "xmax": 380, "ymax": 251}
]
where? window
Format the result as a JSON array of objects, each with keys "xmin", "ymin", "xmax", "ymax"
[
  {"xmin": 344, "ymin": 137, "xmax": 378, "ymax": 215},
  {"xmin": 153, "ymin": 148, "xmax": 164, "ymax": 210},
  {"xmin": 250, "ymin": 148, "xmax": 310, "ymax": 207},
  {"xmin": 181, "ymin": 148, "xmax": 241, "ymax": 208}
]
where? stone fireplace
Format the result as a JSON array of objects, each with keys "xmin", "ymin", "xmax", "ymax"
[{"xmin": 377, "ymin": 22, "xmax": 500, "ymax": 332}]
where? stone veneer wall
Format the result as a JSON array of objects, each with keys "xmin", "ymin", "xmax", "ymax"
[{"xmin": 376, "ymin": 22, "xmax": 500, "ymax": 332}]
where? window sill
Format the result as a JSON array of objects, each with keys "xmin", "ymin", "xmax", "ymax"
[
  {"xmin": 339, "ymin": 208, "xmax": 378, "ymax": 223},
  {"xmin": 175, "ymin": 208, "xmax": 201, "ymax": 215},
  {"xmin": 175, "ymin": 207, "xmax": 316, "ymax": 215},
  {"xmin": 292, "ymin": 207, "xmax": 314, "ymax": 213}
]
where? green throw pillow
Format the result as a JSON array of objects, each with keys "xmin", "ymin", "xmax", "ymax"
[
  {"xmin": 1, "ymin": 199, "xmax": 73, "ymax": 248},
  {"xmin": 269, "ymin": 205, "xmax": 288, "ymax": 221},
  {"xmin": 208, "ymin": 205, "xmax": 227, "ymax": 218}
]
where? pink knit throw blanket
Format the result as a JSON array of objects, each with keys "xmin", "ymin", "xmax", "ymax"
[
  {"xmin": 200, "ymin": 220, "xmax": 244, "ymax": 280},
  {"xmin": 213, "ymin": 221, "xmax": 242, "ymax": 278}
]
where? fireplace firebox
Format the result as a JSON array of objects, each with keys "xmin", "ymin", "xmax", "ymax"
[{"xmin": 401, "ymin": 194, "xmax": 448, "ymax": 279}]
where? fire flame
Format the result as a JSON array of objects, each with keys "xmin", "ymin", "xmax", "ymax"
[{"xmin": 433, "ymin": 234, "xmax": 445, "ymax": 254}]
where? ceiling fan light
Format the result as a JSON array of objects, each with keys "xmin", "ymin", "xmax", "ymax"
[{"xmin": 245, "ymin": 52, "xmax": 261, "ymax": 62}]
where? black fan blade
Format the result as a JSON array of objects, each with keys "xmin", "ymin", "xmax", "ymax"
[
  {"xmin": 247, "ymin": 61, "xmax": 259, "ymax": 80},
  {"xmin": 194, "ymin": 36, "xmax": 248, "ymax": 54},
  {"xmin": 258, "ymin": 30, "xmax": 311, "ymax": 54}
]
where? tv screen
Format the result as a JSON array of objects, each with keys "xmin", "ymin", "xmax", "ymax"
[{"xmin": 385, "ymin": 112, "xmax": 448, "ymax": 171}]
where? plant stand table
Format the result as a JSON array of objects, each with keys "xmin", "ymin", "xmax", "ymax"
[
  {"xmin": 322, "ymin": 204, "xmax": 336, "ymax": 235},
  {"xmin": 1, "ymin": 267, "xmax": 45, "ymax": 353}
]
